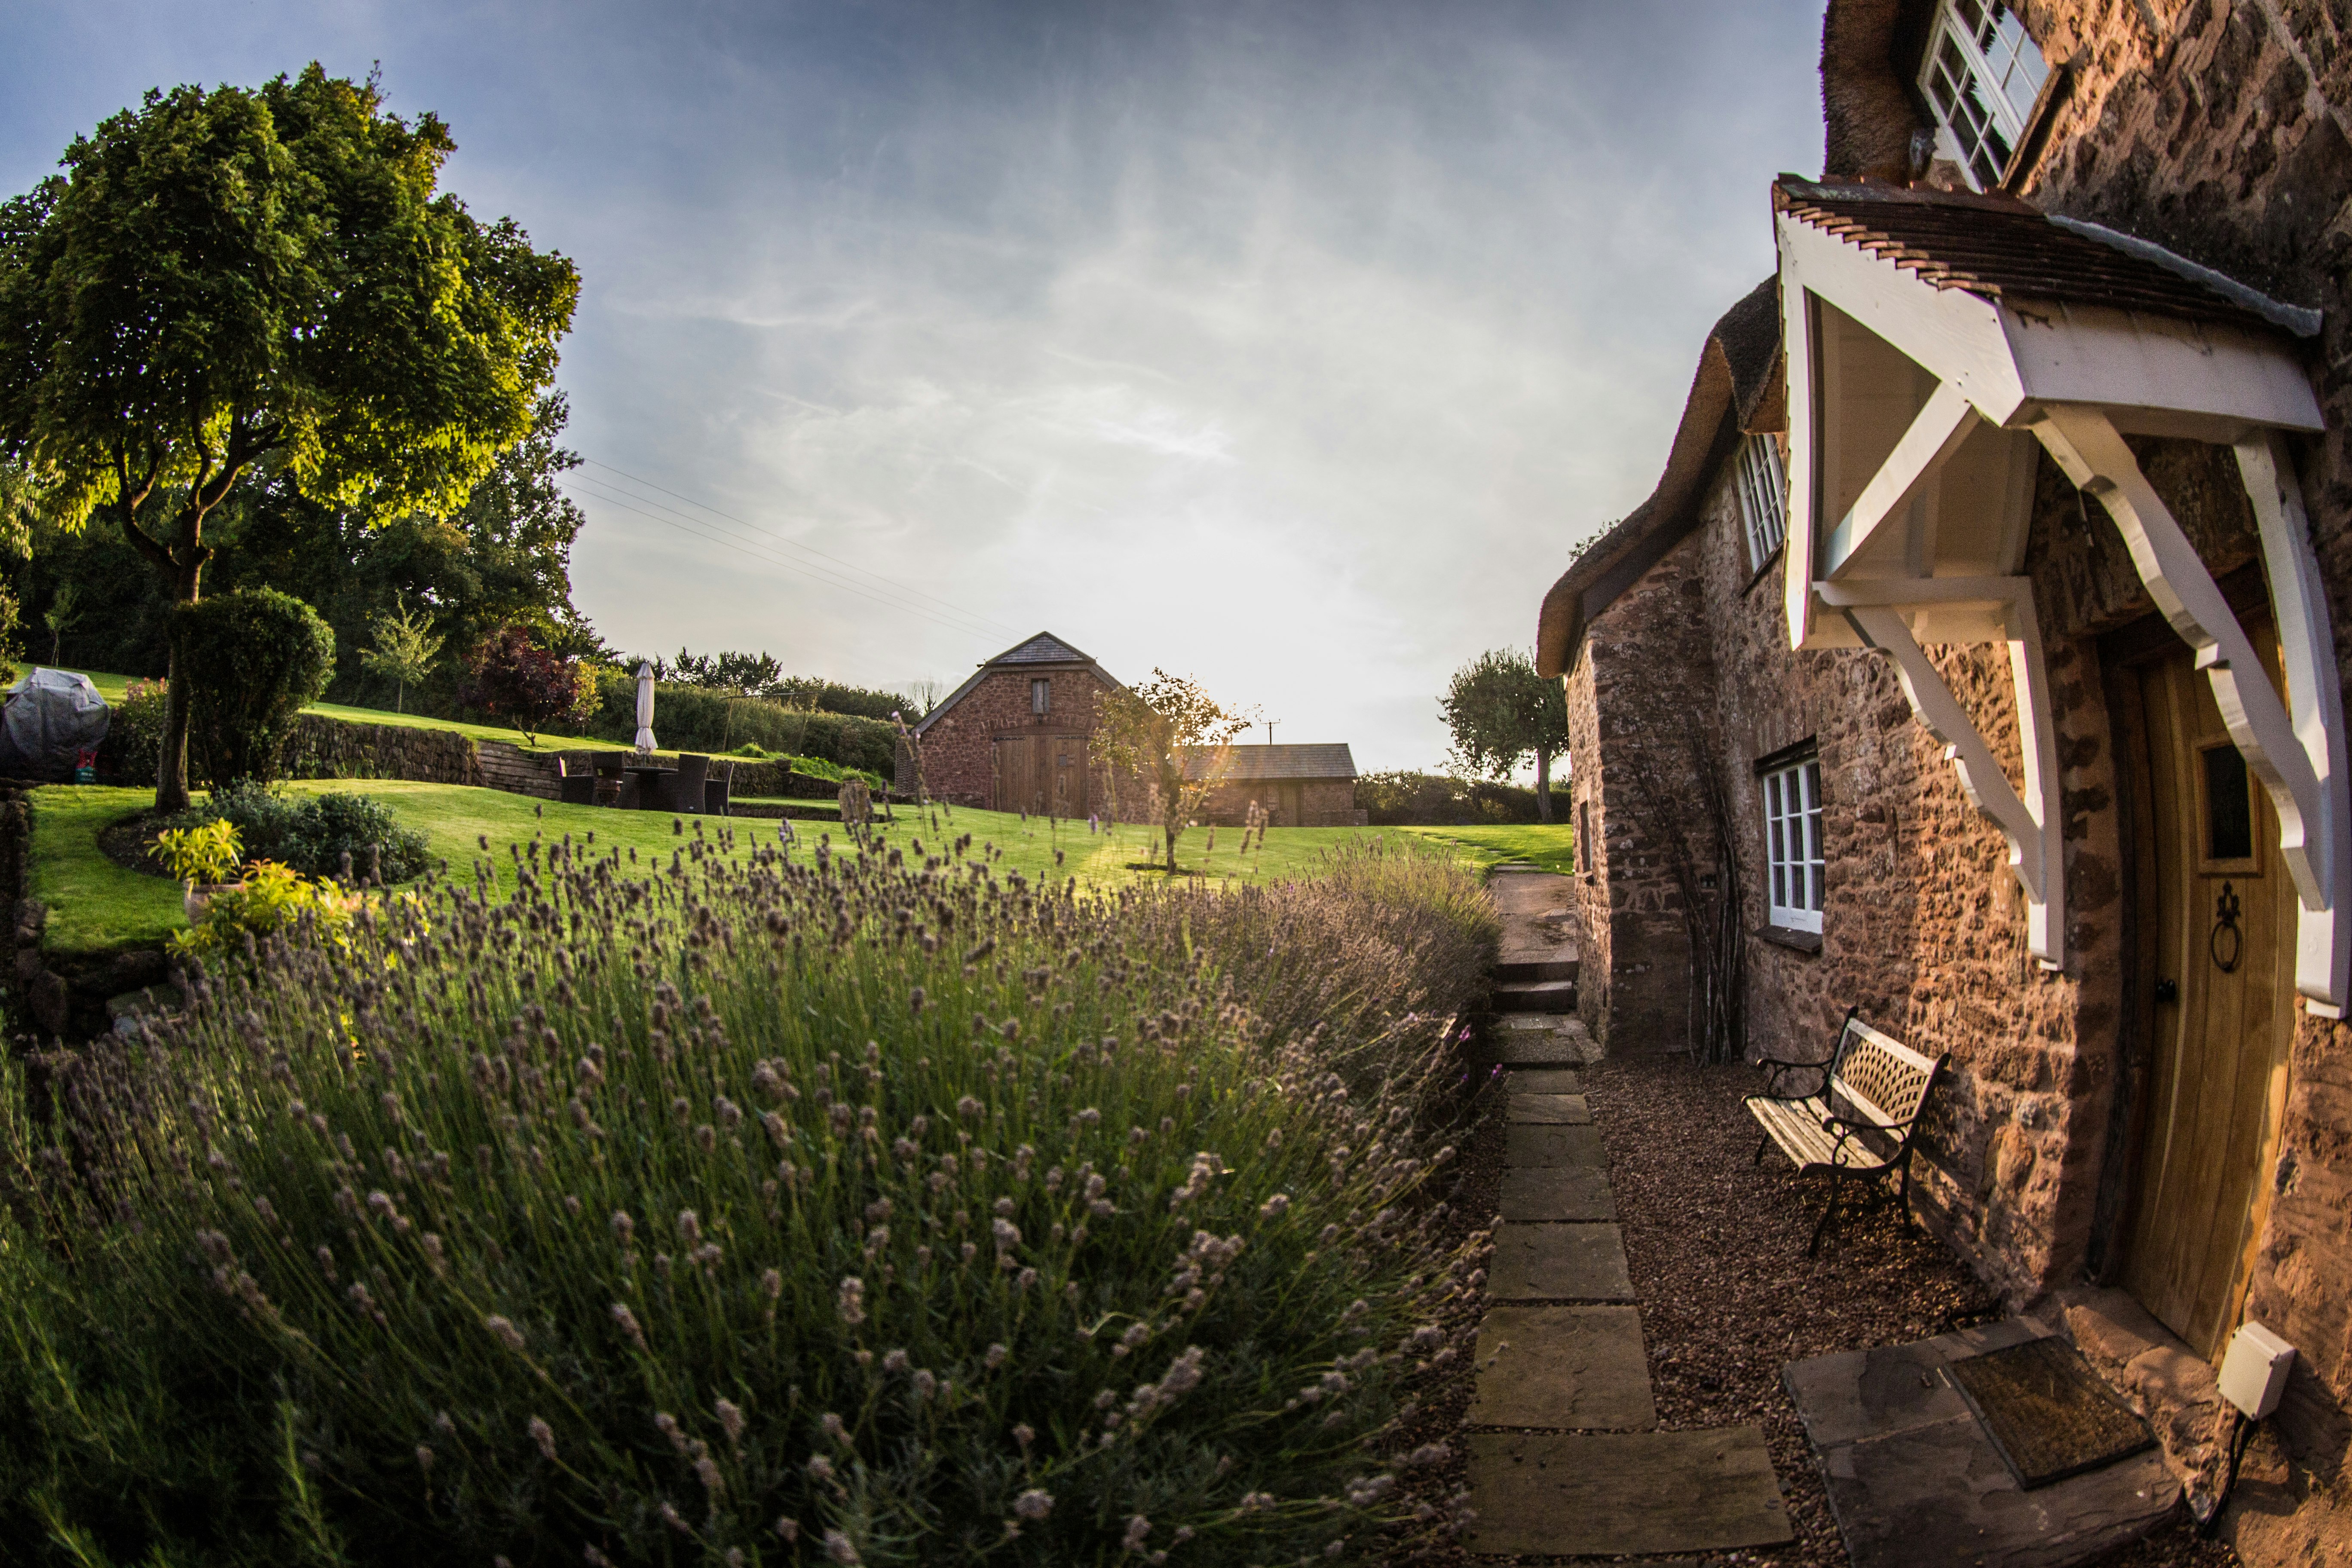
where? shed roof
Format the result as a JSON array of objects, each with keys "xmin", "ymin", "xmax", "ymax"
[
  {"xmin": 1773, "ymin": 178, "xmax": 2320, "ymax": 337},
  {"xmin": 912, "ymin": 631, "xmax": 1120, "ymax": 735},
  {"xmin": 1181, "ymin": 743, "xmax": 1357, "ymax": 783}
]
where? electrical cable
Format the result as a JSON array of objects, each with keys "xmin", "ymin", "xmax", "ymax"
[
  {"xmin": 578, "ymin": 458, "xmax": 1023, "ymax": 637},
  {"xmin": 2200, "ymin": 1411, "xmax": 2257, "ymax": 1537}
]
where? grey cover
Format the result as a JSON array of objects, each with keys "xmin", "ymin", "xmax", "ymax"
[{"xmin": 0, "ymin": 668, "xmax": 110, "ymax": 780}]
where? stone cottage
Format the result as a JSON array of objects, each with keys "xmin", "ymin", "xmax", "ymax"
[
  {"xmin": 1538, "ymin": 2, "xmax": 2352, "ymax": 1559},
  {"xmin": 1185, "ymin": 743, "xmax": 1365, "ymax": 827}
]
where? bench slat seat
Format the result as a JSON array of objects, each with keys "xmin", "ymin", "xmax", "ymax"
[{"xmin": 1743, "ymin": 1008, "xmax": 1948, "ymax": 1253}]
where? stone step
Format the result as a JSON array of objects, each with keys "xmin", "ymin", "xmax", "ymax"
[
  {"xmin": 1500, "ymin": 1165, "xmax": 1617, "ymax": 1222},
  {"xmin": 1494, "ymin": 977, "xmax": 1577, "ymax": 1013},
  {"xmin": 1507, "ymin": 1092, "xmax": 1591, "ymax": 1125},
  {"xmin": 1494, "ymin": 955, "xmax": 1579, "ymax": 984},
  {"xmin": 1467, "ymin": 1427, "xmax": 1794, "ymax": 1557},
  {"xmin": 1502, "ymin": 1067, "xmax": 1580, "ymax": 1093},
  {"xmin": 1505, "ymin": 1121, "xmax": 1607, "ymax": 1167},
  {"xmin": 1488, "ymin": 1221, "xmax": 1634, "ymax": 1302},
  {"xmin": 1471, "ymin": 1304, "xmax": 1656, "ymax": 1430}
]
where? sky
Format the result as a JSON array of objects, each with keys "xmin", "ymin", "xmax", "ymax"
[{"xmin": 0, "ymin": 0, "xmax": 1827, "ymax": 773}]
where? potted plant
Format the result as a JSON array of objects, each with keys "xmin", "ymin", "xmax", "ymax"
[{"xmin": 154, "ymin": 818, "xmax": 244, "ymax": 923}]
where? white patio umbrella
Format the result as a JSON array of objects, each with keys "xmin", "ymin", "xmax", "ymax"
[{"xmin": 634, "ymin": 661, "xmax": 657, "ymax": 752}]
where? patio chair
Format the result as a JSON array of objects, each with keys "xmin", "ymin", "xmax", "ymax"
[
  {"xmin": 593, "ymin": 750, "xmax": 631, "ymax": 808},
  {"xmin": 556, "ymin": 754, "xmax": 597, "ymax": 806},
  {"xmin": 674, "ymin": 754, "xmax": 712, "ymax": 816},
  {"xmin": 704, "ymin": 759, "xmax": 735, "ymax": 817}
]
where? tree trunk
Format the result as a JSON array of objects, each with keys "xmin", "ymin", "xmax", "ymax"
[
  {"xmin": 152, "ymin": 543, "xmax": 206, "ymax": 814},
  {"xmin": 1534, "ymin": 746, "xmax": 1553, "ymax": 823}
]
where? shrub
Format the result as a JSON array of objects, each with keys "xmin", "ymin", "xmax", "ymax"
[
  {"xmin": 168, "ymin": 860, "xmax": 364, "ymax": 958},
  {"xmin": 466, "ymin": 625, "xmax": 598, "ymax": 745},
  {"xmin": 101, "ymin": 677, "xmax": 168, "ymax": 785},
  {"xmin": 152, "ymin": 818, "xmax": 240, "ymax": 884},
  {"xmin": 1357, "ymin": 769, "xmax": 1568, "ymax": 826},
  {"xmin": 0, "ymin": 831, "xmax": 1486, "ymax": 1565},
  {"xmin": 171, "ymin": 589, "xmax": 337, "ymax": 786},
  {"xmin": 586, "ymin": 674, "xmax": 900, "ymax": 774},
  {"xmin": 173, "ymin": 784, "xmax": 432, "ymax": 884}
]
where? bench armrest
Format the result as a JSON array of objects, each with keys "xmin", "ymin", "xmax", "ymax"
[
  {"xmin": 1753, "ymin": 1054, "xmax": 1833, "ymax": 1096},
  {"xmin": 1820, "ymin": 1109, "xmax": 1932, "ymax": 1167}
]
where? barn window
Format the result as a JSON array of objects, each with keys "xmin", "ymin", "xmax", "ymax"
[
  {"xmin": 1735, "ymin": 432, "xmax": 1788, "ymax": 572},
  {"xmin": 1031, "ymin": 678, "xmax": 1050, "ymax": 715},
  {"xmin": 1763, "ymin": 753, "xmax": 1825, "ymax": 933},
  {"xmin": 1919, "ymin": 0, "xmax": 2050, "ymax": 190}
]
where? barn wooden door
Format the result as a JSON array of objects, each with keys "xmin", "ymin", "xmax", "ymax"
[
  {"xmin": 2121, "ymin": 633, "xmax": 2297, "ymax": 1360},
  {"xmin": 1052, "ymin": 735, "xmax": 1086, "ymax": 818}
]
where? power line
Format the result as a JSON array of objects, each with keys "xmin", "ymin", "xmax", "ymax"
[
  {"xmin": 578, "ymin": 458, "xmax": 1024, "ymax": 639},
  {"xmin": 558, "ymin": 479, "xmax": 1017, "ymax": 645}
]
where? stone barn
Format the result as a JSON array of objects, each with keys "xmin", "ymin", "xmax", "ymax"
[
  {"xmin": 1185, "ymin": 743, "xmax": 1366, "ymax": 827},
  {"xmin": 898, "ymin": 632, "xmax": 1123, "ymax": 815},
  {"xmin": 1537, "ymin": 3, "xmax": 2352, "ymax": 1560}
]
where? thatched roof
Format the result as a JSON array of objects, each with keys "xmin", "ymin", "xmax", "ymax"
[{"xmin": 1533, "ymin": 276, "xmax": 1784, "ymax": 677}]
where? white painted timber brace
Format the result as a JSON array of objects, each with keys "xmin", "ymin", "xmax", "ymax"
[
  {"xmin": 1830, "ymin": 582, "xmax": 2065, "ymax": 969},
  {"xmin": 2035, "ymin": 408, "xmax": 2352, "ymax": 1013}
]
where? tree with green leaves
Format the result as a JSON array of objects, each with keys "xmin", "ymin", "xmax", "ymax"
[
  {"xmin": 1092, "ymin": 671, "xmax": 1257, "ymax": 873},
  {"xmin": 0, "ymin": 65, "xmax": 578, "ymax": 809},
  {"xmin": 356, "ymin": 594, "xmax": 444, "ymax": 713},
  {"xmin": 1441, "ymin": 646, "xmax": 1571, "ymax": 823}
]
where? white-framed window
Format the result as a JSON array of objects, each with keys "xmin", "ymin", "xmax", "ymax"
[
  {"xmin": 1031, "ymin": 677, "xmax": 1050, "ymax": 715},
  {"xmin": 1919, "ymin": 0, "xmax": 2051, "ymax": 191},
  {"xmin": 1763, "ymin": 754, "xmax": 1826, "ymax": 933},
  {"xmin": 1734, "ymin": 432, "xmax": 1788, "ymax": 573}
]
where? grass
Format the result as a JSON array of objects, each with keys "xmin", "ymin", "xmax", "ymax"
[
  {"xmin": 30, "ymin": 779, "xmax": 1574, "ymax": 957},
  {"xmin": 26, "ymin": 787, "xmax": 189, "ymax": 955},
  {"xmin": 1403, "ymin": 821, "xmax": 1581, "ymax": 875}
]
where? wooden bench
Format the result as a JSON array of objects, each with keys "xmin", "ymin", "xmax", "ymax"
[{"xmin": 1746, "ymin": 1008, "xmax": 1948, "ymax": 1254}]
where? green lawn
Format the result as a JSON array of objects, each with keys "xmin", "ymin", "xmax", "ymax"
[
  {"xmin": 28, "ymin": 787, "xmax": 190, "ymax": 954},
  {"xmin": 30, "ymin": 782, "xmax": 1575, "ymax": 956},
  {"xmin": 1403, "ymin": 822, "xmax": 1581, "ymax": 875}
]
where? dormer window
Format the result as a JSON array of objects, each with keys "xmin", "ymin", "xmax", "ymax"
[
  {"xmin": 1920, "ymin": 0, "xmax": 2050, "ymax": 190},
  {"xmin": 1734, "ymin": 432, "xmax": 1788, "ymax": 573},
  {"xmin": 1031, "ymin": 677, "xmax": 1050, "ymax": 715}
]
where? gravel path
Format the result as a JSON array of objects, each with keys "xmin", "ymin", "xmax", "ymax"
[{"xmin": 1572, "ymin": 1055, "xmax": 2239, "ymax": 1568}]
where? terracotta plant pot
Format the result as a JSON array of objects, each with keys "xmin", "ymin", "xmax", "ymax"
[{"xmin": 185, "ymin": 882, "xmax": 245, "ymax": 924}]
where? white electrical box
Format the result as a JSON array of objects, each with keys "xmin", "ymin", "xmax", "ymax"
[{"xmin": 2219, "ymin": 1321, "xmax": 2297, "ymax": 1419}]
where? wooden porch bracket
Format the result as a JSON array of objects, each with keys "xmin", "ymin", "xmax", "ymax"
[{"xmin": 2035, "ymin": 408, "xmax": 2351, "ymax": 1014}]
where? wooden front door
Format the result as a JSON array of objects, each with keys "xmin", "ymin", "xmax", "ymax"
[{"xmin": 2120, "ymin": 635, "xmax": 2297, "ymax": 1359}]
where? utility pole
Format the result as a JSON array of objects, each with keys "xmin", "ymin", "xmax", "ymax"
[{"xmin": 1266, "ymin": 720, "xmax": 1278, "ymax": 747}]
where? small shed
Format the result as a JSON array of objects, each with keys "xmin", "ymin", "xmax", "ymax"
[{"xmin": 1184, "ymin": 743, "xmax": 1363, "ymax": 827}]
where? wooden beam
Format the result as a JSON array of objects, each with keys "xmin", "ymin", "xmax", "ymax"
[
  {"xmin": 1845, "ymin": 600, "xmax": 2064, "ymax": 968},
  {"xmin": 2037, "ymin": 407, "xmax": 2344, "ymax": 1011},
  {"xmin": 1822, "ymin": 382, "xmax": 1981, "ymax": 579}
]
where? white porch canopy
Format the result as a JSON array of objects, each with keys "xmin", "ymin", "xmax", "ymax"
[{"xmin": 1773, "ymin": 179, "xmax": 2346, "ymax": 1011}]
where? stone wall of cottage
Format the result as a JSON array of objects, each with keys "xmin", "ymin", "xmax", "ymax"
[
  {"xmin": 2009, "ymin": 3, "xmax": 2352, "ymax": 1546},
  {"xmin": 1565, "ymin": 534, "xmax": 1722, "ymax": 1055}
]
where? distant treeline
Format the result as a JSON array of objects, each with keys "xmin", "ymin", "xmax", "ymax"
[
  {"xmin": 1357, "ymin": 769, "xmax": 1570, "ymax": 826},
  {"xmin": 624, "ymin": 649, "xmax": 920, "ymax": 723}
]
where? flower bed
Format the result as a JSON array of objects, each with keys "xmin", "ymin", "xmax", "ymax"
[{"xmin": 0, "ymin": 830, "xmax": 1495, "ymax": 1564}]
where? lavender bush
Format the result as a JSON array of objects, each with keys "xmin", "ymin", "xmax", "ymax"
[{"xmin": 0, "ymin": 825, "xmax": 1492, "ymax": 1565}]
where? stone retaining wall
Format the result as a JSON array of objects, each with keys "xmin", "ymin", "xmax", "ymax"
[{"xmin": 284, "ymin": 714, "xmax": 483, "ymax": 786}]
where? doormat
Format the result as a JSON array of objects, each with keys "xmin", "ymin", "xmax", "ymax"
[{"xmin": 1945, "ymin": 1335, "xmax": 2154, "ymax": 1490}]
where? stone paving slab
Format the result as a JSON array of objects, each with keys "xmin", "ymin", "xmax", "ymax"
[
  {"xmin": 1499, "ymin": 1165, "xmax": 1617, "ymax": 1222},
  {"xmin": 1817, "ymin": 1415, "xmax": 2177, "ymax": 1568},
  {"xmin": 1503, "ymin": 1067, "xmax": 1580, "ymax": 1093},
  {"xmin": 1488, "ymin": 1222, "xmax": 1634, "ymax": 1302},
  {"xmin": 1504, "ymin": 1121, "xmax": 1607, "ymax": 1167},
  {"xmin": 1467, "ymin": 1427, "xmax": 1794, "ymax": 1556},
  {"xmin": 1471, "ymin": 1305, "xmax": 1656, "ymax": 1430},
  {"xmin": 1784, "ymin": 1318, "xmax": 2046, "ymax": 1449},
  {"xmin": 1507, "ymin": 1092, "xmax": 1591, "ymax": 1124}
]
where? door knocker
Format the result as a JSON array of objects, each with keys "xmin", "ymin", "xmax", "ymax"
[{"xmin": 2210, "ymin": 881, "xmax": 2243, "ymax": 975}]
